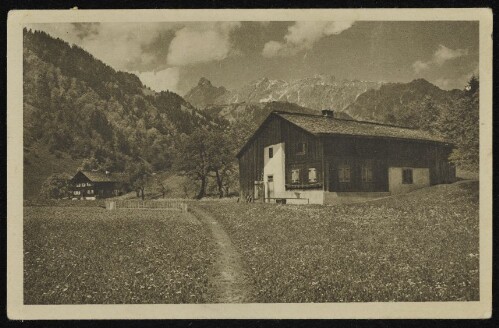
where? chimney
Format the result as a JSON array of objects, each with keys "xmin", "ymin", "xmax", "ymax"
[{"xmin": 322, "ymin": 109, "xmax": 335, "ymax": 117}]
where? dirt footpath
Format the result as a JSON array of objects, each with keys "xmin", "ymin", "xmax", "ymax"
[{"xmin": 189, "ymin": 205, "xmax": 252, "ymax": 303}]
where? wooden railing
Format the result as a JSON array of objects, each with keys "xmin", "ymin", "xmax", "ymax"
[{"xmin": 105, "ymin": 199, "xmax": 188, "ymax": 212}]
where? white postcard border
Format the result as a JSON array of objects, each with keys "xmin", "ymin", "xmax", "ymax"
[{"xmin": 7, "ymin": 8, "xmax": 493, "ymax": 319}]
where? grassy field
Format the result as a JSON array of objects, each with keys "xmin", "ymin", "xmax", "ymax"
[
  {"xmin": 24, "ymin": 181, "xmax": 479, "ymax": 304},
  {"xmin": 200, "ymin": 181, "xmax": 479, "ymax": 302},
  {"xmin": 24, "ymin": 206, "xmax": 216, "ymax": 304}
]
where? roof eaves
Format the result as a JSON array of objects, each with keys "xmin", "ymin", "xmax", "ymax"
[
  {"xmin": 315, "ymin": 132, "xmax": 452, "ymax": 145},
  {"xmin": 235, "ymin": 112, "xmax": 276, "ymax": 158}
]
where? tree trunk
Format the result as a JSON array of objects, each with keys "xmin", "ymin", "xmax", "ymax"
[
  {"xmin": 215, "ymin": 170, "xmax": 223, "ymax": 198},
  {"xmin": 196, "ymin": 176, "xmax": 206, "ymax": 200},
  {"xmin": 135, "ymin": 189, "xmax": 140, "ymax": 198},
  {"xmin": 141, "ymin": 187, "xmax": 145, "ymax": 200}
]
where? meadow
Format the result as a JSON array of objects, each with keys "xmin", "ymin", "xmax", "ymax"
[
  {"xmin": 24, "ymin": 206, "xmax": 216, "ymax": 304},
  {"xmin": 200, "ymin": 181, "xmax": 479, "ymax": 302},
  {"xmin": 24, "ymin": 181, "xmax": 479, "ymax": 304}
]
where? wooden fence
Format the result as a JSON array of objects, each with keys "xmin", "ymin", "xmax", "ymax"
[
  {"xmin": 263, "ymin": 197, "xmax": 310, "ymax": 204},
  {"xmin": 105, "ymin": 199, "xmax": 188, "ymax": 212}
]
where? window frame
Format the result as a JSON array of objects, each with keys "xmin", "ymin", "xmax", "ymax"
[
  {"xmin": 267, "ymin": 175, "xmax": 274, "ymax": 183},
  {"xmin": 296, "ymin": 142, "xmax": 307, "ymax": 155},
  {"xmin": 338, "ymin": 164, "xmax": 351, "ymax": 183},
  {"xmin": 402, "ymin": 168, "xmax": 414, "ymax": 184},
  {"xmin": 361, "ymin": 162, "xmax": 373, "ymax": 183},
  {"xmin": 268, "ymin": 147, "xmax": 273, "ymax": 159}
]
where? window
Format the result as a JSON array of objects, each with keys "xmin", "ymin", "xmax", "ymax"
[
  {"xmin": 268, "ymin": 147, "xmax": 273, "ymax": 159},
  {"xmin": 88, "ymin": 189, "xmax": 94, "ymax": 195},
  {"xmin": 308, "ymin": 168, "xmax": 317, "ymax": 183},
  {"xmin": 74, "ymin": 190, "xmax": 80, "ymax": 195},
  {"xmin": 296, "ymin": 142, "xmax": 306, "ymax": 155},
  {"xmin": 402, "ymin": 168, "xmax": 413, "ymax": 184},
  {"xmin": 87, "ymin": 182, "xmax": 92, "ymax": 187},
  {"xmin": 267, "ymin": 175, "xmax": 274, "ymax": 182},
  {"xmin": 338, "ymin": 165, "xmax": 351, "ymax": 183},
  {"xmin": 291, "ymin": 169, "xmax": 300, "ymax": 183},
  {"xmin": 361, "ymin": 163, "xmax": 373, "ymax": 183}
]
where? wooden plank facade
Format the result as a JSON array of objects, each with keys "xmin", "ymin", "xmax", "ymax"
[
  {"xmin": 70, "ymin": 171, "xmax": 128, "ymax": 200},
  {"xmin": 237, "ymin": 111, "xmax": 455, "ymax": 203}
]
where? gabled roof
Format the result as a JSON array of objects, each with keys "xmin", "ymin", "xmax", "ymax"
[
  {"xmin": 276, "ymin": 112, "xmax": 448, "ymax": 143},
  {"xmin": 236, "ymin": 111, "xmax": 450, "ymax": 158},
  {"xmin": 74, "ymin": 170, "xmax": 127, "ymax": 183}
]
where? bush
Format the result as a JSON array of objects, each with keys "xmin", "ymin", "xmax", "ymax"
[{"xmin": 39, "ymin": 173, "xmax": 72, "ymax": 199}]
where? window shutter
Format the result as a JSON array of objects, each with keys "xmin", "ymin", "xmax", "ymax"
[
  {"xmin": 308, "ymin": 168, "xmax": 317, "ymax": 183},
  {"xmin": 339, "ymin": 165, "xmax": 351, "ymax": 183},
  {"xmin": 291, "ymin": 169, "xmax": 300, "ymax": 183}
]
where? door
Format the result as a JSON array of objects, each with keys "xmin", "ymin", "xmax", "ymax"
[
  {"xmin": 266, "ymin": 175, "xmax": 275, "ymax": 199},
  {"xmin": 254, "ymin": 181, "xmax": 264, "ymax": 202},
  {"xmin": 360, "ymin": 160, "xmax": 375, "ymax": 191}
]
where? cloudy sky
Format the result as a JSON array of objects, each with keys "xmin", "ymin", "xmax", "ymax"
[{"xmin": 29, "ymin": 21, "xmax": 479, "ymax": 94}]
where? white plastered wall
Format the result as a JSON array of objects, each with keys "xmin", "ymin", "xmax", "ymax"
[
  {"xmin": 280, "ymin": 189, "xmax": 325, "ymax": 204},
  {"xmin": 388, "ymin": 167, "xmax": 430, "ymax": 194},
  {"xmin": 263, "ymin": 143, "xmax": 286, "ymax": 199}
]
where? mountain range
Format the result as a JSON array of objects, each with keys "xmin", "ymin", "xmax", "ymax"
[
  {"xmin": 185, "ymin": 74, "xmax": 464, "ymax": 129},
  {"xmin": 185, "ymin": 75, "xmax": 384, "ymax": 113}
]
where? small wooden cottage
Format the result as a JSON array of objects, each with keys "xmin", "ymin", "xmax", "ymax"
[
  {"xmin": 236, "ymin": 110, "xmax": 455, "ymax": 205},
  {"xmin": 70, "ymin": 170, "xmax": 128, "ymax": 200}
]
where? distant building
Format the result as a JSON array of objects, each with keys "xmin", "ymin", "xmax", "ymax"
[
  {"xmin": 236, "ymin": 110, "xmax": 455, "ymax": 205},
  {"xmin": 70, "ymin": 170, "xmax": 128, "ymax": 200}
]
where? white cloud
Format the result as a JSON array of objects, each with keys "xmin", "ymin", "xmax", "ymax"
[
  {"xmin": 167, "ymin": 22, "xmax": 241, "ymax": 66},
  {"xmin": 136, "ymin": 67, "xmax": 180, "ymax": 93},
  {"xmin": 413, "ymin": 44, "xmax": 469, "ymax": 73},
  {"xmin": 262, "ymin": 41, "xmax": 284, "ymax": 58},
  {"xmin": 262, "ymin": 21, "xmax": 354, "ymax": 58},
  {"xmin": 433, "ymin": 45, "xmax": 469, "ymax": 65},
  {"xmin": 412, "ymin": 60, "xmax": 430, "ymax": 74}
]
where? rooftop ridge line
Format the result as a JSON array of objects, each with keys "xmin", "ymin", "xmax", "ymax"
[{"xmin": 272, "ymin": 110, "xmax": 418, "ymax": 130}]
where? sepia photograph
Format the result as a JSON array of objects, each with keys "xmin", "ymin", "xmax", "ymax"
[{"xmin": 7, "ymin": 8, "xmax": 492, "ymax": 319}]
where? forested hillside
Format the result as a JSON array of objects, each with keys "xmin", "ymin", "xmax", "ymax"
[
  {"xmin": 23, "ymin": 29, "xmax": 223, "ymax": 197},
  {"xmin": 345, "ymin": 77, "xmax": 479, "ymax": 172},
  {"xmin": 345, "ymin": 79, "xmax": 464, "ymax": 127}
]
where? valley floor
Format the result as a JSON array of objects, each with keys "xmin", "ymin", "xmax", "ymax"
[{"xmin": 23, "ymin": 181, "xmax": 479, "ymax": 304}]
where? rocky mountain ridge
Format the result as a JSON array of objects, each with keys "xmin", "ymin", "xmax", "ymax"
[{"xmin": 184, "ymin": 75, "xmax": 384, "ymax": 113}]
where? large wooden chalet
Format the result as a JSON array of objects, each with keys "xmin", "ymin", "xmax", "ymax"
[
  {"xmin": 236, "ymin": 110, "xmax": 455, "ymax": 205},
  {"xmin": 70, "ymin": 170, "xmax": 128, "ymax": 200}
]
